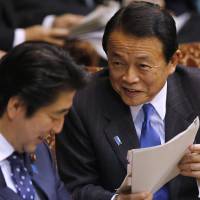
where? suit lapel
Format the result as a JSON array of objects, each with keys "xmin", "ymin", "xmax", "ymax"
[
  {"xmin": 165, "ymin": 72, "xmax": 197, "ymax": 141},
  {"xmin": 103, "ymin": 82, "xmax": 139, "ymax": 170},
  {"xmin": 165, "ymin": 72, "xmax": 197, "ymax": 199},
  {"xmin": 24, "ymin": 154, "xmax": 51, "ymax": 200}
]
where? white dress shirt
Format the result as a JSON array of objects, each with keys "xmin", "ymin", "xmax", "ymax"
[{"xmin": 130, "ymin": 82, "xmax": 167, "ymax": 144}]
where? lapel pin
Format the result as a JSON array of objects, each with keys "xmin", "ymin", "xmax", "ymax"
[
  {"xmin": 114, "ymin": 136, "xmax": 122, "ymax": 146},
  {"xmin": 31, "ymin": 164, "xmax": 39, "ymax": 174}
]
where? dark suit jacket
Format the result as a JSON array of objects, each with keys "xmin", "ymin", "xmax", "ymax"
[
  {"xmin": 56, "ymin": 66, "xmax": 200, "ymax": 200},
  {"xmin": 178, "ymin": 13, "xmax": 200, "ymax": 43},
  {"xmin": 0, "ymin": 143, "xmax": 71, "ymax": 200},
  {"xmin": 0, "ymin": 0, "xmax": 16, "ymax": 51}
]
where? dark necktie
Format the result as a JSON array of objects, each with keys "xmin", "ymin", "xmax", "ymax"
[
  {"xmin": 140, "ymin": 104, "xmax": 169, "ymax": 200},
  {"xmin": 7, "ymin": 152, "xmax": 36, "ymax": 200}
]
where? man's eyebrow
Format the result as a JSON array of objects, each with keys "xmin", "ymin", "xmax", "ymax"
[
  {"xmin": 53, "ymin": 108, "xmax": 69, "ymax": 115},
  {"xmin": 135, "ymin": 55, "xmax": 150, "ymax": 60},
  {"xmin": 109, "ymin": 52, "xmax": 125, "ymax": 59}
]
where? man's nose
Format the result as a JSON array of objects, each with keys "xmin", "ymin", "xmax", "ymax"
[
  {"xmin": 122, "ymin": 66, "xmax": 140, "ymax": 83},
  {"xmin": 53, "ymin": 117, "xmax": 65, "ymax": 134}
]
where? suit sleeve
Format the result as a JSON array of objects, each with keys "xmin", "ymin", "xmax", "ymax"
[
  {"xmin": 56, "ymin": 103, "xmax": 114, "ymax": 200},
  {"xmin": 37, "ymin": 143, "xmax": 72, "ymax": 200},
  {"xmin": 0, "ymin": 26, "xmax": 14, "ymax": 51}
]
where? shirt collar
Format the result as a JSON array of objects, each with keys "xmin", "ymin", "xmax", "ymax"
[
  {"xmin": 0, "ymin": 133, "xmax": 14, "ymax": 162},
  {"xmin": 130, "ymin": 82, "xmax": 167, "ymax": 121}
]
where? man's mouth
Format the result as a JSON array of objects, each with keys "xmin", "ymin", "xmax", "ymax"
[{"xmin": 122, "ymin": 87, "xmax": 142, "ymax": 97}]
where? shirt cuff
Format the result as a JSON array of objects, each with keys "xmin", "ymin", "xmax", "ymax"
[
  {"xmin": 42, "ymin": 15, "xmax": 55, "ymax": 28},
  {"xmin": 197, "ymin": 179, "xmax": 200, "ymax": 198},
  {"xmin": 13, "ymin": 29, "xmax": 26, "ymax": 47},
  {"xmin": 111, "ymin": 194, "xmax": 118, "ymax": 200}
]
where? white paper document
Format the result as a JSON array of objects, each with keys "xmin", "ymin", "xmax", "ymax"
[
  {"xmin": 68, "ymin": 1, "xmax": 120, "ymax": 37},
  {"xmin": 117, "ymin": 117, "xmax": 199, "ymax": 194}
]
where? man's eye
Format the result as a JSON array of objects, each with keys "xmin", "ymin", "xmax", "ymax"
[
  {"xmin": 112, "ymin": 61, "xmax": 125, "ymax": 67},
  {"xmin": 139, "ymin": 64, "xmax": 151, "ymax": 69},
  {"xmin": 50, "ymin": 116, "xmax": 59, "ymax": 121},
  {"xmin": 140, "ymin": 64, "xmax": 149, "ymax": 67}
]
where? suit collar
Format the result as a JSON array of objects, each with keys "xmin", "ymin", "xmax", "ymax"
[
  {"xmin": 0, "ymin": 134, "xmax": 14, "ymax": 162},
  {"xmin": 24, "ymin": 153, "xmax": 52, "ymax": 200}
]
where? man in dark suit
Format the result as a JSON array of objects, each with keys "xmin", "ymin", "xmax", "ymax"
[
  {"xmin": 56, "ymin": 2, "xmax": 200, "ymax": 200},
  {"xmin": 0, "ymin": 42, "xmax": 87, "ymax": 200},
  {"xmin": 0, "ymin": 0, "xmax": 83, "ymax": 51},
  {"xmin": 165, "ymin": 0, "xmax": 200, "ymax": 43}
]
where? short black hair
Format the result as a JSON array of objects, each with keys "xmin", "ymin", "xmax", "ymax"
[
  {"xmin": 0, "ymin": 41, "xmax": 87, "ymax": 117},
  {"xmin": 102, "ymin": 1, "xmax": 178, "ymax": 63}
]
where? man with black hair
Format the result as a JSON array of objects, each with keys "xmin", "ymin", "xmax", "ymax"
[
  {"xmin": 0, "ymin": 41, "xmax": 87, "ymax": 200},
  {"xmin": 57, "ymin": 1, "xmax": 200, "ymax": 200}
]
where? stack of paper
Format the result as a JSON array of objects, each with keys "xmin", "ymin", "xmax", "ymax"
[{"xmin": 68, "ymin": 1, "xmax": 120, "ymax": 38}]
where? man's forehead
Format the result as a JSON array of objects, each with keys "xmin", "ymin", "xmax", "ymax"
[
  {"xmin": 108, "ymin": 32, "xmax": 163, "ymax": 53},
  {"xmin": 123, "ymin": 0, "xmax": 165, "ymax": 7}
]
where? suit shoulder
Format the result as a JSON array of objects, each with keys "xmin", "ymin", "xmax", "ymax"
[
  {"xmin": 175, "ymin": 66, "xmax": 200, "ymax": 84},
  {"xmin": 74, "ymin": 68, "xmax": 110, "ymax": 101}
]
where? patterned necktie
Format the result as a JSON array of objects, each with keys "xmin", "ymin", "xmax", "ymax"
[
  {"xmin": 140, "ymin": 103, "xmax": 169, "ymax": 200},
  {"xmin": 7, "ymin": 152, "xmax": 35, "ymax": 200}
]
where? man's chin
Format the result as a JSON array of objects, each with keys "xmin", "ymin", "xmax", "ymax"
[
  {"xmin": 23, "ymin": 144, "xmax": 37, "ymax": 154},
  {"xmin": 121, "ymin": 96, "xmax": 147, "ymax": 106}
]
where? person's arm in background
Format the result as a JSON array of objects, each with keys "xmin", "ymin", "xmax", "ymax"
[
  {"xmin": 0, "ymin": 0, "xmax": 69, "ymax": 51},
  {"xmin": 0, "ymin": 50, "xmax": 6, "ymax": 59},
  {"xmin": 13, "ymin": 0, "xmax": 87, "ymax": 28}
]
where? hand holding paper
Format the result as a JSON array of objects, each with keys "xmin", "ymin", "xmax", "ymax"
[
  {"xmin": 117, "ymin": 117, "xmax": 199, "ymax": 194},
  {"xmin": 179, "ymin": 144, "xmax": 200, "ymax": 180}
]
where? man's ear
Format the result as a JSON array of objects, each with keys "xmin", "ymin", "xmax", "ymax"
[
  {"xmin": 168, "ymin": 49, "xmax": 182, "ymax": 74},
  {"xmin": 7, "ymin": 96, "xmax": 25, "ymax": 120}
]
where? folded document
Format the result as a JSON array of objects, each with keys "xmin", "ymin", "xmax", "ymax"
[{"xmin": 117, "ymin": 117, "xmax": 199, "ymax": 194}]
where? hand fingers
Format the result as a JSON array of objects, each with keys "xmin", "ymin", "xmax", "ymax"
[
  {"xmin": 189, "ymin": 144, "xmax": 200, "ymax": 153},
  {"xmin": 180, "ymin": 152, "xmax": 200, "ymax": 164},
  {"xmin": 180, "ymin": 169, "xmax": 200, "ymax": 179},
  {"xmin": 179, "ymin": 162, "xmax": 200, "ymax": 178},
  {"xmin": 45, "ymin": 38, "xmax": 65, "ymax": 46},
  {"xmin": 119, "ymin": 192, "xmax": 152, "ymax": 200},
  {"xmin": 131, "ymin": 192, "xmax": 152, "ymax": 200},
  {"xmin": 49, "ymin": 28, "xmax": 69, "ymax": 37}
]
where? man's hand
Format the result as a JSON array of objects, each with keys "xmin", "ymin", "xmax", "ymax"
[
  {"xmin": 53, "ymin": 14, "xmax": 83, "ymax": 29},
  {"xmin": 116, "ymin": 192, "xmax": 152, "ymax": 200},
  {"xmin": 0, "ymin": 50, "xmax": 6, "ymax": 59},
  {"xmin": 25, "ymin": 25, "xmax": 69, "ymax": 46},
  {"xmin": 179, "ymin": 144, "xmax": 200, "ymax": 179}
]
